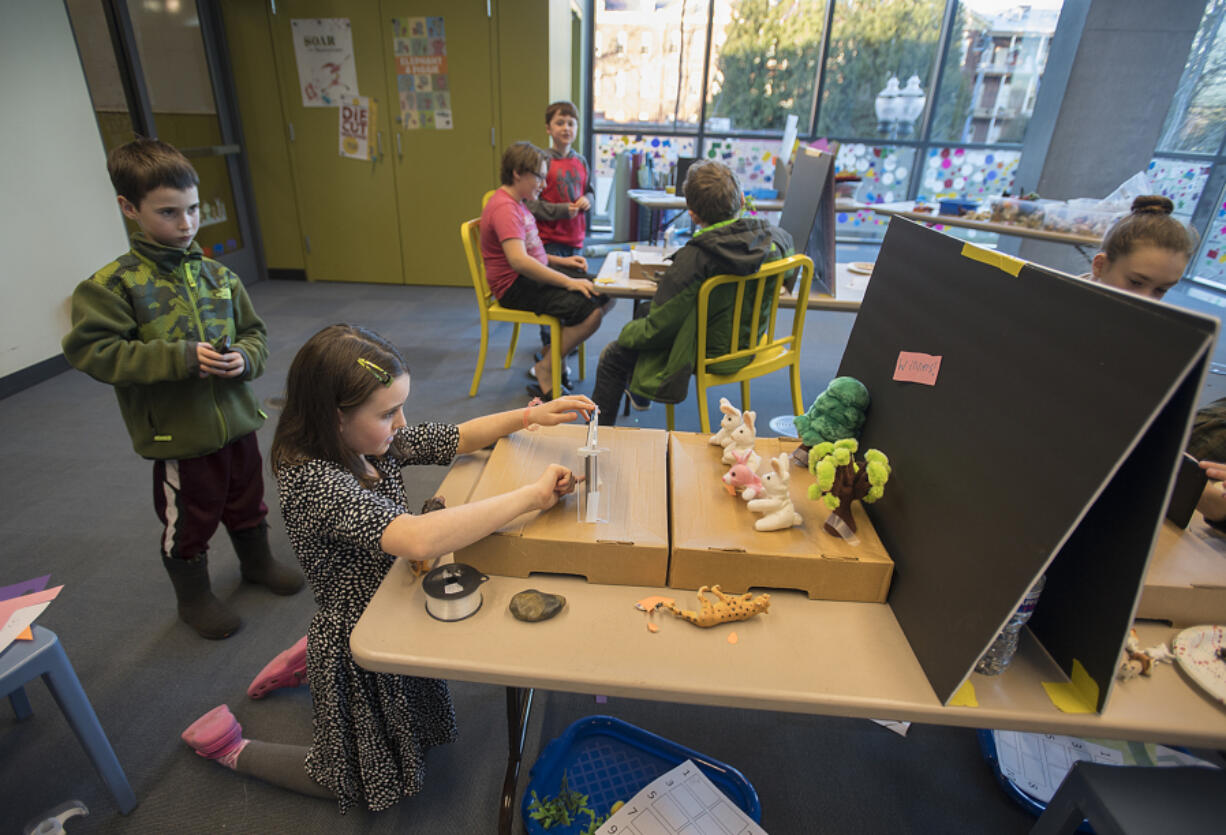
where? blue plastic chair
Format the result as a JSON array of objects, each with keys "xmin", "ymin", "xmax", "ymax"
[{"xmin": 1, "ymin": 626, "xmax": 137, "ymax": 813}]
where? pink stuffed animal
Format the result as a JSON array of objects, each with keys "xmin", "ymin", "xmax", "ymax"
[{"xmin": 722, "ymin": 450, "xmax": 764, "ymax": 500}]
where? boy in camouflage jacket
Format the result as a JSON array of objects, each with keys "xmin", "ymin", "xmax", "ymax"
[{"xmin": 62, "ymin": 139, "xmax": 302, "ymax": 639}]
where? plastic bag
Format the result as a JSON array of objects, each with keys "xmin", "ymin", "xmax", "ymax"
[{"xmin": 1097, "ymin": 171, "xmax": 1153, "ymax": 212}]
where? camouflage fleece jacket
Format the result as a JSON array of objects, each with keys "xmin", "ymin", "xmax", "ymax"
[{"xmin": 62, "ymin": 232, "xmax": 268, "ymax": 460}]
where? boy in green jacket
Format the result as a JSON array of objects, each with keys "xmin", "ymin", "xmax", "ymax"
[
  {"xmin": 62, "ymin": 139, "xmax": 302, "ymax": 639},
  {"xmin": 590, "ymin": 160, "xmax": 793, "ymax": 424}
]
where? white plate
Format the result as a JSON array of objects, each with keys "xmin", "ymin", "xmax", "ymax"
[
  {"xmin": 848, "ymin": 261, "xmax": 875, "ymax": 275},
  {"xmin": 1171, "ymin": 624, "xmax": 1226, "ymax": 705}
]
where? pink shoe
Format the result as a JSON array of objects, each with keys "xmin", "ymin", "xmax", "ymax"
[
  {"xmin": 182, "ymin": 705, "xmax": 244, "ymax": 760},
  {"xmin": 247, "ymin": 635, "xmax": 308, "ymax": 699}
]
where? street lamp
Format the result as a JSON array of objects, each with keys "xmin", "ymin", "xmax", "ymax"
[
  {"xmin": 876, "ymin": 75, "xmax": 926, "ymax": 140},
  {"xmin": 875, "ymin": 76, "xmax": 901, "ymax": 136}
]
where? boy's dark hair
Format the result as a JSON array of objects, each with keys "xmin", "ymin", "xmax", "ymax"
[
  {"xmin": 107, "ymin": 138, "xmax": 199, "ymax": 207},
  {"xmin": 546, "ymin": 101, "xmax": 579, "ymax": 124},
  {"xmin": 271, "ymin": 324, "xmax": 409, "ymax": 488},
  {"xmin": 500, "ymin": 141, "xmax": 547, "ymax": 186},
  {"xmin": 1101, "ymin": 194, "xmax": 1198, "ymax": 263},
  {"xmin": 683, "ymin": 160, "xmax": 743, "ymax": 226}
]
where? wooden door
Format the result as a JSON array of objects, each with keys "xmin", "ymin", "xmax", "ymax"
[
  {"xmin": 379, "ymin": 1, "xmax": 498, "ymax": 287},
  {"xmin": 268, "ymin": 0, "xmax": 403, "ymax": 283}
]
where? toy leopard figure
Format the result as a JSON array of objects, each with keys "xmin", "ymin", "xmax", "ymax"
[{"xmin": 665, "ymin": 585, "xmax": 771, "ymax": 627}]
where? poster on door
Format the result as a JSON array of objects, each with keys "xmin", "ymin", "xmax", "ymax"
[
  {"xmin": 292, "ymin": 18, "xmax": 359, "ymax": 107},
  {"xmin": 391, "ymin": 17, "xmax": 452, "ymax": 130},
  {"xmin": 339, "ymin": 96, "xmax": 377, "ymax": 160}
]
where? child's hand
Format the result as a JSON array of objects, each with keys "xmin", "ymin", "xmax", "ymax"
[
  {"xmin": 1200, "ymin": 460, "xmax": 1226, "ymax": 482},
  {"xmin": 574, "ymin": 196, "xmax": 591, "ymax": 212},
  {"xmin": 530, "ymin": 464, "xmax": 576, "ymax": 510},
  {"xmin": 559, "ymin": 255, "xmax": 588, "ymax": 272},
  {"xmin": 196, "ymin": 343, "xmax": 246, "ymax": 378},
  {"xmin": 566, "ymin": 277, "xmax": 598, "ymax": 298},
  {"xmin": 566, "ymin": 203, "xmax": 580, "ymax": 218},
  {"xmin": 529, "ymin": 395, "xmax": 595, "ymax": 428}
]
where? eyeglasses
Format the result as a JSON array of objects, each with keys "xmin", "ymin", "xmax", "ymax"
[
  {"xmin": 531, "ymin": 170, "xmax": 548, "ymax": 182},
  {"xmin": 356, "ymin": 357, "xmax": 392, "ymax": 386}
]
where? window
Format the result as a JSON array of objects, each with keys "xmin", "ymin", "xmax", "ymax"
[{"xmin": 590, "ymin": 0, "xmax": 1067, "ymax": 241}]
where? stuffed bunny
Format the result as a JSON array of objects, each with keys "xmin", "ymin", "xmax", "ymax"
[
  {"xmin": 721, "ymin": 449, "xmax": 764, "ymax": 500},
  {"xmin": 709, "ymin": 397, "xmax": 743, "ymax": 448},
  {"xmin": 722, "ymin": 410, "xmax": 760, "ymax": 471},
  {"xmin": 747, "ymin": 453, "xmax": 802, "ymax": 531}
]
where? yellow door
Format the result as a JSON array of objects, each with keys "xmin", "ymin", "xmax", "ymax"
[
  {"xmin": 268, "ymin": 0, "xmax": 403, "ymax": 283},
  {"xmin": 379, "ymin": 1, "xmax": 498, "ymax": 287}
]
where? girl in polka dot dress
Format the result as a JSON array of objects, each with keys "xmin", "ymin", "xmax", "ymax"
[{"xmin": 180, "ymin": 324, "xmax": 591, "ymax": 812}]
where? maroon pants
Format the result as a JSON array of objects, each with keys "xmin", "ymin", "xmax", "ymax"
[{"xmin": 152, "ymin": 432, "xmax": 269, "ymax": 560}]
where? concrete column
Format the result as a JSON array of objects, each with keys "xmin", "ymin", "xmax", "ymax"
[{"xmin": 1009, "ymin": 0, "xmax": 1207, "ymax": 275}]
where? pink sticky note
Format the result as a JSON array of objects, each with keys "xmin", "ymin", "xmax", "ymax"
[{"xmin": 894, "ymin": 351, "xmax": 942, "ymax": 385}]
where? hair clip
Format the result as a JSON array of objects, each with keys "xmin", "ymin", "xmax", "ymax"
[{"xmin": 357, "ymin": 357, "xmax": 392, "ymax": 386}]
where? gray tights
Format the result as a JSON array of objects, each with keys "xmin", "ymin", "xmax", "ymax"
[{"xmin": 235, "ymin": 741, "xmax": 334, "ymax": 799}]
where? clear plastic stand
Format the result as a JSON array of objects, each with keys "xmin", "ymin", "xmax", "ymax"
[{"xmin": 577, "ymin": 408, "xmax": 609, "ymax": 523}]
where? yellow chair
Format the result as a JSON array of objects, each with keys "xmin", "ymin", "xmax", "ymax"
[
  {"xmin": 461, "ymin": 217, "xmax": 585, "ymax": 401},
  {"xmin": 663, "ymin": 254, "xmax": 814, "ymax": 434}
]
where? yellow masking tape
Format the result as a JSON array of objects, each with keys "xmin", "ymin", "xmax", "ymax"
[
  {"xmin": 1041, "ymin": 658, "xmax": 1100, "ymax": 714},
  {"xmin": 949, "ymin": 679, "xmax": 978, "ymax": 707},
  {"xmin": 960, "ymin": 242, "xmax": 1025, "ymax": 277}
]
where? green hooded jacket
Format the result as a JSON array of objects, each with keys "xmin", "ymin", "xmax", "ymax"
[
  {"xmin": 62, "ymin": 233, "xmax": 268, "ymax": 460},
  {"xmin": 620, "ymin": 217, "xmax": 794, "ymax": 404}
]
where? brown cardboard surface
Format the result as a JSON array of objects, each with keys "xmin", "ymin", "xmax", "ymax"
[
  {"xmin": 1137, "ymin": 515, "xmax": 1226, "ymax": 626},
  {"xmin": 453, "ymin": 424, "xmax": 670, "ymax": 586},
  {"xmin": 668, "ymin": 432, "xmax": 893, "ymax": 601}
]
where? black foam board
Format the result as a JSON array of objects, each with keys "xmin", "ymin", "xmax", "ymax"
[{"xmin": 836, "ymin": 219, "xmax": 1217, "ymax": 707}]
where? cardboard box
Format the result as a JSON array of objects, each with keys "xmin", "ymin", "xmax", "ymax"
[
  {"xmin": 1137, "ymin": 517, "xmax": 1226, "ymax": 627},
  {"xmin": 668, "ymin": 432, "xmax": 893, "ymax": 601},
  {"xmin": 453, "ymin": 424, "xmax": 670, "ymax": 586}
]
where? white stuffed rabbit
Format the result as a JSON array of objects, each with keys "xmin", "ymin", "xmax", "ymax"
[
  {"xmin": 747, "ymin": 453, "xmax": 802, "ymax": 531},
  {"xmin": 722, "ymin": 410, "xmax": 760, "ymax": 471},
  {"xmin": 709, "ymin": 397, "xmax": 743, "ymax": 448}
]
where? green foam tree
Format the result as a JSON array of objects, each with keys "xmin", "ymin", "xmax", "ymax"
[
  {"xmin": 808, "ymin": 438, "xmax": 890, "ymax": 535},
  {"xmin": 794, "ymin": 377, "xmax": 870, "ymax": 449}
]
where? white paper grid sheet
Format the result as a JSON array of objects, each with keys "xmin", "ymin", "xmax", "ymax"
[
  {"xmin": 993, "ymin": 731, "xmax": 1125, "ymax": 803},
  {"xmin": 594, "ymin": 759, "xmax": 767, "ymax": 835}
]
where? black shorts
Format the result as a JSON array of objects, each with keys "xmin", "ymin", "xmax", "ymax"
[{"xmin": 498, "ymin": 276, "xmax": 609, "ymax": 327}]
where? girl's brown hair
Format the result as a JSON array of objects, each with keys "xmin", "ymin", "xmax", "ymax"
[
  {"xmin": 271, "ymin": 324, "xmax": 408, "ymax": 485},
  {"xmin": 1100, "ymin": 195, "xmax": 1199, "ymax": 264}
]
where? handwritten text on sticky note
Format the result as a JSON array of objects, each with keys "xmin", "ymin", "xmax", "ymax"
[{"xmin": 894, "ymin": 351, "xmax": 942, "ymax": 385}]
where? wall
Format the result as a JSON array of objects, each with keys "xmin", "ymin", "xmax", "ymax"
[{"xmin": 0, "ymin": 0, "xmax": 128, "ymax": 380}]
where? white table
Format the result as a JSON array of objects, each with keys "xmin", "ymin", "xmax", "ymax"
[{"xmin": 350, "ymin": 450, "xmax": 1226, "ymax": 832}]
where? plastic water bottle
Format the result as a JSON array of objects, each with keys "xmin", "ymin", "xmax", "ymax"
[{"xmin": 975, "ymin": 575, "xmax": 1046, "ymax": 675}]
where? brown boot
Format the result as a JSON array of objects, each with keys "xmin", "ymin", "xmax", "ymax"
[{"xmin": 229, "ymin": 522, "xmax": 304, "ymax": 596}]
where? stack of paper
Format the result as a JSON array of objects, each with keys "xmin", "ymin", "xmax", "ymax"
[{"xmin": 0, "ymin": 576, "xmax": 62, "ymax": 653}]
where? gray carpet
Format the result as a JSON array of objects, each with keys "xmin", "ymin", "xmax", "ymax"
[{"xmin": 2, "ymin": 268, "xmax": 1222, "ymax": 833}]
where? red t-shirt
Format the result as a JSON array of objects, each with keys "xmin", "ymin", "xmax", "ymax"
[
  {"xmin": 480, "ymin": 188, "xmax": 548, "ymax": 299},
  {"xmin": 538, "ymin": 153, "xmax": 590, "ymax": 248}
]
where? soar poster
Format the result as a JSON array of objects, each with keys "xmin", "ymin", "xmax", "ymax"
[{"xmin": 391, "ymin": 17, "xmax": 452, "ymax": 130}]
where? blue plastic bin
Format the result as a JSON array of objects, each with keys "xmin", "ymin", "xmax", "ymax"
[{"xmin": 523, "ymin": 715, "xmax": 761, "ymax": 834}]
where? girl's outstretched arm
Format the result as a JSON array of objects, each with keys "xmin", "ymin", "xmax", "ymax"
[
  {"xmin": 455, "ymin": 394, "xmax": 595, "ymax": 455},
  {"xmin": 380, "ymin": 464, "xmax": 577, "ymax": 562}
]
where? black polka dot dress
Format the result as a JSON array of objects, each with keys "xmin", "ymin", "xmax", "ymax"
[{"xmin": 275, "ymin": 422, "xmax": 461, "ymax": 813}]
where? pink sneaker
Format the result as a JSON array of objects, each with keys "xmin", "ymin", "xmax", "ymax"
[
  {"xmin": 247, "ymin": 635, "xmax": 308, "ymax": 699},
  {"xmin": 182, "ymin": 705, "xmax": 243, "ymax": 760}
]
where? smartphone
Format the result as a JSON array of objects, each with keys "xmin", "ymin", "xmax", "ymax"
[{"xmin": 211, "ymin": 334, "xmax": 231, "ymax": 353}]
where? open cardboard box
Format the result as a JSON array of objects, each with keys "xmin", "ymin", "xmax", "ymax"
[
  {"xmin": 452, "ymin": 424, "xmax": 670, "ymax": 586},
  {"xmin": 668, "ymin": 432, "xmax": 893, "ymax": 602}
]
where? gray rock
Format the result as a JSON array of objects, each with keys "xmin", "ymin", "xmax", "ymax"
[{"xmin": 509, "ymin": 589, "xmax": 566, "ymax": 622}]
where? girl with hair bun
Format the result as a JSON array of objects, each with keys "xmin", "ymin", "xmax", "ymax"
[{"xmin": 1089, "ymin": 195, "xmax": 1198, "ymax": 301}]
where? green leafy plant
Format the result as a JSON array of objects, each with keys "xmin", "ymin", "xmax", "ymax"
[{"xmin": 526, "ymin": 774, "xmax": 612, "ymax": 832}]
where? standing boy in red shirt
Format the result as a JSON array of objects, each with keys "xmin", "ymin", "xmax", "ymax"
[{"xmin": 525, "ymin": 101, "xmax": 595, "ymax": 387}]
